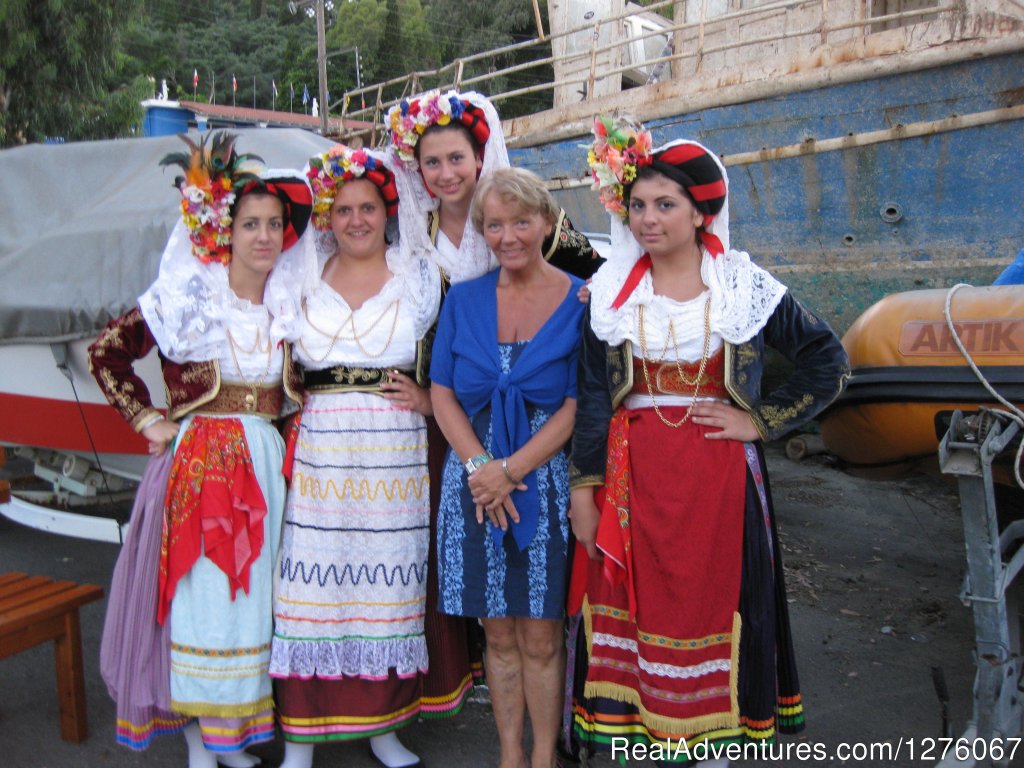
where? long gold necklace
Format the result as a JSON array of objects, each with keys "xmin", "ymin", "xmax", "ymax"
[
  {"xmin": 636, "ymin": 295, "xmax": 712, "ymax": 428},
  {"xmin": 225, "ymin": 326, "xmax": 274, "ymax": 410},
  {"xmin": 299, "ymin": 298, "xmax": 402, "ymax": 363}
]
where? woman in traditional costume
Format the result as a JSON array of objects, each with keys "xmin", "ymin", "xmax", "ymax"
[
  {"xmin": 567, "ymin": 118, "xmax": 849, "ymax": 766},
  {"xmin": 269, "ymin": 145, "xmax": 440, "ymax": 768},
  {"xmin": 386, "ymin": 89, "xmax": 601, "ymax": 285},
  {"xmin": 90, "ymin": 131, "xmax": 313, "ymax": 768},
  {"xmin": 430, "ymin": 167, "xmax": 585, "ymax": 768}
]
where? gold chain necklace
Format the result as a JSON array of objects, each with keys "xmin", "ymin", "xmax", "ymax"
[
  {"xmin": 637, "ymin": 295, "xmax": 712, "ymax": 428},
  {"xmin": 299, "ymin": 298, "xmax": 402, "ymax": 363},
  {"xmin": 224, "ymin": 325, "xmax": 270, "ymax": 355},
  {"xmin": 225, "ymin": 326, "xmax": 274, "ymax": 410}
]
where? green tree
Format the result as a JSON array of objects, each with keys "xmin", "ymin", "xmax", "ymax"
[
  {"xmin": 269, "ymin": 0, "xmax": 433, "ymax": 115},
  {"xmin": 121, "ymin": 2, "xmax": 316, "ymax": 111},
  {"xmin": 424, "ymin": 0, "xmax": 551, "ymax": 117},
  {"xmin": 1, "ymin": 0, "xmax": 142, "ymax": 145}
]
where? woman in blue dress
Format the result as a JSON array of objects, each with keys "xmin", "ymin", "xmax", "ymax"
[{"xmin": 430, "ymin": 167, "xmax": 585, "ymax": 768}]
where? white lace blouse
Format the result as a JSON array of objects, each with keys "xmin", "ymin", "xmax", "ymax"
[
  {"xmin": 294, "ymin": 246, "xmax": 441, "ymax": 371},
  {"xmin": 215, "ymin": 299, "xmax": 285, "ymax": 385},
  {"xmin": 434, "ymin": 228, "xmax": 497, "ymax": 285},
  {"xmin": 588, "ymin": 250, "xmax": 787, "ymax": 358}
]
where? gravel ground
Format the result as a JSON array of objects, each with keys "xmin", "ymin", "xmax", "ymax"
[{"xmin": 1, "ymin": 444, "xmax": 1020, "ymax": 767}]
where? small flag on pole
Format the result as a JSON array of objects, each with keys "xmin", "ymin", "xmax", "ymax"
[
  {"xmin": 193, "ymin": 68, "xmax": 198, "ymax": 88},
  {"xmin": 272, "ymin": 80, "xmax": 278, "ymax": 99},
  {"xmin": 232, "ymin": 74, "xmax": 238, "ymax": 93},
  {"xmin": 302, "ymin": 84, "xmax": 309, "ymax": 106}
]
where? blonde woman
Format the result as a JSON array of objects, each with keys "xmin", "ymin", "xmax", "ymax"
[{"xmin": 431, "ymin": 168, "xmax": 585, "ymax": 768}]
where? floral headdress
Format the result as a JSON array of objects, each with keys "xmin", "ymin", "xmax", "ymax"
[
  {"xmin": 586, "ymin": 116, "xmax": 653, "ymax": 219},
  {"xmin": 387, "ymin": 90, "xmax": 490, "ymax": 169},
  {"xmin": 159, "ymin": 131, "xmax": 263, "ymax": 264},
  {"xmin": 306, "ymin": 145, "xmax": 398, "ymax": 231}
]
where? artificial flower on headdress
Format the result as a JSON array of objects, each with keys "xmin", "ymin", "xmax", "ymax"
[
  {"xmin": 160, "ymin": 132, "xmax": 263, "ymax": 265},
  {"xmin": 387, "ymin": 90, "xmax": 468, "ymax": 168},
  {"xmin": 586, "ymin": 115, "xmax": 653, "ymax": 219},
  {"xmin": 306, "ymin": 145, "xmax": 397, "ymax": 230}
]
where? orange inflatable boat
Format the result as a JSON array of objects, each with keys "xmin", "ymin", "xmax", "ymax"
[{"xmin": 820, "ymin": 285, "xmax": 1024, "ymax": 469}]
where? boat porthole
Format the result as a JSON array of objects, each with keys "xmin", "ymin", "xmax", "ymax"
[
  {"xmin": 843, "ymin": 234, "xmax": 855, "ymax": 246},
  {"xmin": 880, "ymin": 202, "xmax": 903, "ymax": 224}
]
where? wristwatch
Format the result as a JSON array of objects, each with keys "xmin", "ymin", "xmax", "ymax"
[{"xmin": 464, "ymin": 452, "xmax": 493, "ymax": 475}]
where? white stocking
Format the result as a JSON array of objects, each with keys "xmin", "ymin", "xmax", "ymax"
[
  {"xmin": 369, "ymin": 731, "xmax": 420, "ymax": 767},
  {"xmin": 217, "ymin": 750, "xmax": 261, "ymax": 767},
  {"xmin": 279, "ymin": 741, "xmax": 315, "ymax": 768},
  {"xmin": 183, "ymin": 723, "xmax": 217, "ymax": 768}
]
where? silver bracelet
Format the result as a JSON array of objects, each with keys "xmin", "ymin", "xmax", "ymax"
[
  {"xmin": 501, "ymin": 458, "xmax": 521, "ymax": 484},
  {"xmin": 464, "ymin": 451, "xmax": 493, "ymax": 475}
]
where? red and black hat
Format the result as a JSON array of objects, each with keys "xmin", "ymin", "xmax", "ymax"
[
  {"xmin": 363, "ymin": 164, "xmax": 400, "ymax": 218},
  {"xmin": 647, "ymin": 142, "xmax": 727, "ymax": 218},
  {"xmin": 387, "ymin": 90, "xmax": 493, "ymax": 168},
  {"xmin": 307, "ymin": 146, "xmax": 399, "ymax": 231},
  {"xmin": 636, "ymin": 139, "xmax": 728, "ymax": 257},
  {"xmin": 457, "ymin": 100, "xmax": 491, "ymax": 151},
  {"xmin": 241, "ymin": 172, "xmax": 313, "ymax": 251}
]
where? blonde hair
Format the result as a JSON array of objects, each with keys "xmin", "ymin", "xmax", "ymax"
[{"xmin": 471, "ymin": 167, "xmax": 559, "ymax": 234}]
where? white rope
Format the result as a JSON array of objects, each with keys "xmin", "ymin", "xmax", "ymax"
[{"xmin": 944, "ymin": 283, "xmax": 1024, "ymax": 489}]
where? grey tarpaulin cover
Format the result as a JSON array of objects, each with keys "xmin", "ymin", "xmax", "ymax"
[{"xmin": 0, "ymin": 128, "xmax": 336, "ymax": 344}]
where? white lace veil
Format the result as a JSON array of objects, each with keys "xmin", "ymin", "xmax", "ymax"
[
  {"xmin": 139, "ymin": 168, "xmax": 315, "ymax": 362},
  {"xmin": 387, "ymin": 90, "xmax": 507, "ymax": 282},
  {"xmin": 594, "ymin": 139, "xmax": 786, "ymax": 344}
]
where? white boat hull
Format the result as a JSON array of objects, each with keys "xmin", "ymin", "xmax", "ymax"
[
  {"xmin": 0, "ymin": 338, "xmax": 162, "ymax": 477},
  {"xmin": 0, "ymin": 338, "xmax": 163, "ymax": 541}
]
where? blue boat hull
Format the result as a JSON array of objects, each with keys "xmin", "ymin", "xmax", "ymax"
[{"xmin": 511, "ymin": 51, "xmax": 1024, "ymax": 333}]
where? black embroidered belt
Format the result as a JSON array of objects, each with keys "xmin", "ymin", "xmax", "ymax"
[{"xmin": 304, "ymin": 365, "xmax": 415, "ymax": 394}]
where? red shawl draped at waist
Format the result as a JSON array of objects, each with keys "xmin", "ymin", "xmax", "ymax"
[{"xmin": 157, "ymin": 416, "xmax": 268, "ymax": 625}]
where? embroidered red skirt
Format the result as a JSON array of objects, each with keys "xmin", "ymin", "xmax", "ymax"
[
  {"xmin": 570, "ymin": 406, "xmax": 805, "ymax": 760},
  {"xmin": 588, "ymin": 407, "xmax": 746, "ymax": 728}
]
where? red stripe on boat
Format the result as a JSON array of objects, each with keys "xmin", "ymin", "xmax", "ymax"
[{"xmin": 0, "ymin": 392, "xmax": 148, "ymax": 454}]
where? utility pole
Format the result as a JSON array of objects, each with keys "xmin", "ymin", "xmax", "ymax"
[
  {"xmin": 314, "ymin": 0, "xmax": 328, "ymax": 134},
  {"xmin": 289, "ymin": 0, "xmax": 330, "ymax": 134}
]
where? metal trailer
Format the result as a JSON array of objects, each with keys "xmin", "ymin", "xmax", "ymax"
[{"xmin": 938, "ymin": 410, "xmax": 1024, "ymax": 767}]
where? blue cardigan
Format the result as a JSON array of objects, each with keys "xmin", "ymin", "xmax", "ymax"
[{"xmin": 431, "ymin": 268, "xmax": 585, "ymax": 550}]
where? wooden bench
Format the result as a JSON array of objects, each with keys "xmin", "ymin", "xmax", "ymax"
[{"xmin": 0, "ymin": 571, "xmax": 104, "ymax": 742}]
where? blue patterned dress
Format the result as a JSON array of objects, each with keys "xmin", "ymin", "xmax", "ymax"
[
  {"xmin": 429, "ymin": 269, "xmax": 585, "ymax": 621},
  {"xmin": 437, "ymin": 341, "xmax": 571, "ymax": 619}
]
